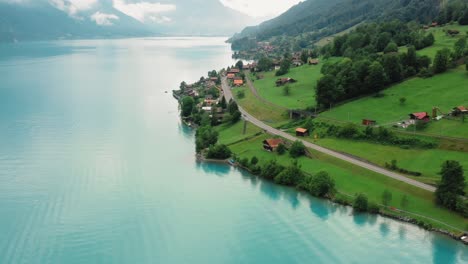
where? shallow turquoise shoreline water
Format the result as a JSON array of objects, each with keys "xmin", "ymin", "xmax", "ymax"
[{"xmin": 0, "ymin": 38, "xmax": 466, "ymax": 263}]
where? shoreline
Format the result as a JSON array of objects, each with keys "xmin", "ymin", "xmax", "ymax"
[{"xmin": 197, "ymin": 149, "xmax": 467, "ymax": 245}]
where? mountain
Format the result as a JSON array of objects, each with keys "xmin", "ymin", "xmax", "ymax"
[
  {"xmin": 0, "ymin": 0, "xmax": 154, "ymax": 42},
  {"xmin": 230, "ymin": 0, "xmax": 442, "ymax": 43},
  {"xmin": 144, "ymin": 0, "xmax": 260, "ymax": 36},
  {"xmin": 0, "ymin": 0, "xmax": 259, "ymax": 42}
]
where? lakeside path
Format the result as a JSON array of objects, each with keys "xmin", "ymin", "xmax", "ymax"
[{"xmin": 221, "ymin": 76, "xmax": 437, "ymax": 193}]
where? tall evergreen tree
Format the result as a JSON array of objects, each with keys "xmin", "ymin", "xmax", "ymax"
[{"xmin": 435, "ymin": 160, "xmax": 465, "ymax": 210}]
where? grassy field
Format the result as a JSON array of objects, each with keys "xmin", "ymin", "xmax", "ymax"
[
  {"xmin": 320, "ymin": 66, "xmax": 468, "ymax": 137},
  {"xmin": 417, "ymin": 23, "xmax": 468, "ymax": 59},
  {"xmin": 216, "ymin": 121, "xmax": 263, "ymax": 145},
  {"xmin": 232, "ymin": 86, "xmax": 289, "ymax": 127},
  {"xmin": 219, "ymin": 132, "xmax": 468, "ymax": 231},
  {"xmin": 250, "ymin": 57, "xmax": 341, "ymax": 110},
  {"xmin": 305, "ymin": 137, "xmax": 468, "ymax": 191}
]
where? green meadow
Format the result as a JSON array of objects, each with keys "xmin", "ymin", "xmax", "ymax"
[
  {"xmin": 320, "ymin": 66, "xmax": 468, "ymax": 138},
  {"xmin": 217, "ymin": 128, "xmax": 468, "ymax": 232},
  {"xmin": 250, "ymin": 57, "xmax": 341, "ymax": 110}
]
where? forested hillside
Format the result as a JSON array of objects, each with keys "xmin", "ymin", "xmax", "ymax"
[{"xmin": 230, "ymin": 0, "xmax": 445, "ymax": 48}]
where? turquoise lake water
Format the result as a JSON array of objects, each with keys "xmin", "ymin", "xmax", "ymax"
[{"xmin": 0, "ymin": 38, "xmax": 466, "ymax": 263}]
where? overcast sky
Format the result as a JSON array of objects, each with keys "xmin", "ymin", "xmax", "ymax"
[
  {"xmin": 2, "ymin": 0, "xmax": 303, "ymax": 24},
  {"xmin": 220, "ymin": 0, "xmax": 302, "ymax": 18}
]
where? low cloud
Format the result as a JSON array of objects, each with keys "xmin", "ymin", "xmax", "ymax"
[
  {"xmin": 112, "ymin": 0, "xmax": 176, "ymax": 23},
  {"xmin": 49, "ymin": 0, "xmax": 97, "ymax": 17},
  {"xmin": 91, "ymin": 12, "xmax": 119, "ymax": 26}
]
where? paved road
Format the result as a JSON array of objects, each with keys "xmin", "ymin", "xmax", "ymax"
[{"xmin": 222, "ymin": 77, "xmax": 437, "ymax": 193}]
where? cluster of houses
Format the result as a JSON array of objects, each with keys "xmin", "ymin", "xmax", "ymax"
[
  {"xmin": 226, "ymin": 68, "xmax": 245, "ymax": 86},
  {"xmin": 391, "ymin": 106, "xmax": 468, "ymax": 128}
]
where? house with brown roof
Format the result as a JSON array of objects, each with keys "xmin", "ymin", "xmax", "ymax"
[
  {"xmin": 263, "ymin": 138, "xmax": 283, "ymax": 151},
  {"xmin": 296, "ymin": 128, "xmax": 309, "ymax": 137},
  {"xmin": 276, "ymin": 78, "xmax": 297, "ymax": 86},
  {"xmin": 227, "ymin": 73, "xmax": 235, "ymax": 79},
  {"xmin": 233, "ymin": 78, "xmax": 244, "ymax": 86},
  {"xmin": 228, "ymin": 68, "xmax": 240, "ymax": 74}
]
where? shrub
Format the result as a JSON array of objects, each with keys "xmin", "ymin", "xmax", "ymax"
[
  {"xmin": 274, "ymin": 161, "xmax": 303, "ymax": 186},
  {"xmin": 289, "ymin": 140, "xmax": 306, "ymax": 158},
  {"xmin": 353, "ymin": 193, "xmax": 369, "ymax": 212},
  {"xmin": 277, "ymin": 144, "xmax": 286, "ymax": 155},
  {"xmin": 250, "ymin": 156, "xmax": 259, "ymax": 165},
  {"xmin": 300, "ymin": 171, "xmax": 336, "ymax": 197},
  {"xmin": 206, "ymin": 144, "xmax": 232, "ymax": 159}
]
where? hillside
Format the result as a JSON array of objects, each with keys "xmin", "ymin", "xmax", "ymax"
[{"xmin": 230, "ymin": 0, "xmax": 442, "ymax": 47}]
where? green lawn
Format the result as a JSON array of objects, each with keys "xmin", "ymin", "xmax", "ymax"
[
  {"xmin": 223, "ymin": 133, "xmax": 468, "ymax": 232},
  {"xmin": 320, "ymin": 66, "xmax": 468, "ymax": 138},
  {"xmin": 309, "ymin": 137, "xmax": 468, "ymax": 191},
  {"xmin": 233, "ymin": 86, "xmax": 289, "ymax": 126},
  {"xmin": 251, "ymin": 57, "xmax": 341, "ymax": 110},
  {"xmin": 216, "ymin": 121, "xmax": 263, "ymax": 145}
]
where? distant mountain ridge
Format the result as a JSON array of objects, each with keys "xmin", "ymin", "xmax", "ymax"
[
  {"xmin": 0, "ymin": 0, "xmax": 258, "ymax": 42},
  {"xmin": 230, "ymin": 0, "xmax": 443, "ymax": 43}
]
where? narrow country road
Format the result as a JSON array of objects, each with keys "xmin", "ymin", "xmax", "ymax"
[{"xmin": 221, "ymin": 76, "xmax": 437, "ymax": 193}]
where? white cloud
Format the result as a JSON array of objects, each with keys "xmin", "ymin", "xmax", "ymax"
[
  {"xmin": 91, "ymin": 11, "xmax": 119, "ymax": 26},
  {"xmin": 219, "ymin": 0, "xmax": 302, "ymax": 18},
  {"xmin": 112, "ymin": 0, "xmax": 176, "ymax": 23},
  {"xmin": 49, "ymin": 0, "xmax": 97, "ymax": 17}
]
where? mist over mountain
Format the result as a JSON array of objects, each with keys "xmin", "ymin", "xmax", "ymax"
[{"xmin": 0, "ymin": 0, "xmax": 259, "ymax": 42}]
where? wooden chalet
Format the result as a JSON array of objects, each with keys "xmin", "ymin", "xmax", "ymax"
[
  {"xmin": 295, "ymin": 128, "xmax": 309, "ymax": 137},
  {"xmin": 409, "ymin": 112, "xmax": 430, "ymax": 122},
  {"xmin": 292, "ymin": 59, "xmax": 303, "ymax": 67},
  {"xmin": 453, "ymin": 106, "xmax": 468, "ymax": 116},
  {"xmin": 227, "ymin": 73, "xmax": 236, "ymax": 79},
  {"xmin": 276, "ymin": 78, "xmax": 297, "ymax": 86},
  {"xmin": 362, "ymin": 119, "xmax": 376, "ymax": 126},
  {"xmin": 263, "ymin": 138, "xmax": 283, "ymax": 151},
  {"xmin": 233, "ymin": 78, "xmax": 244, "ymax": 86},
  {"xmin": 227, "ymin": 68, "xmax": 240, "ymax": 74},
  {"xmin": 308, "ymin": 58, "xmax": 319, "ymax": 65}
]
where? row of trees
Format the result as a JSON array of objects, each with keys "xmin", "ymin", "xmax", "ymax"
[{"xmin": 316, "ymin": 47, "xmax": 431, "ymax": 107}]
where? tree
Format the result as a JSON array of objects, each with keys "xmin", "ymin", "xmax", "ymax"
[
  {"xmin": 195, "ymin": 126, "xmax": 219, "ymax": 153},
  {"xmin": 435, "ymin": 160, "xmax": 465, "ymax": 210},
  {"xmin": 257, "ymin": 57, "xmax": 273, "ymax": 72},
  {"xmin": 283, "ymin": 85, "xmax": 290, "ymax": 96},
  {"xmin": 458, "ymin": 10, "xmax": 468, "ymax": 25},
  {"xmin": 300, "ymin": 49, "xmax": 309, "ymax": 63},
  {"xmin": 277, "ymin": 144, "xmax": 286, "ymax": 155},
  {"xmin": 400, "ymin": 195, "xmax": 409, "ymax": 209},
  {"xmin": 206, "ymin": 144, "xmax": 232, "ymax": 159},
  {"xmin": 230, "ymin": 111, "xmax": 241, "ymax": 124},
  {"xmin": 367, "ymin": 61, "xmax": 387, "ymax": 93},
  {"xmin": 260, "ymin": 160, "xmax": 284, "ymax": 180},
  {"xmin": 250, "ymin": 156, "xmax": 259, "ymax": 165},
  {"xmin": 433, "ymin": 48, "xmax": 451, "ymax": 74},
  {"xmin": 235, "ymin": 60, "xmax": 244, "ymax": 70},
  {"xmin": 274, "ymin": 161, "xmax": 303, "ymax": 186},
  {"xmin": 301, "ymin": 171, "xmax": 336, "ymax": 197},
  {"xmin": 316, "ymin": 74, "xmax": 343, "ymax": 107},
  {"xmin": 454, "ymin": 37, "xmax": 467, "ymax": 59},
  {"xmin": 227, "ymin": 100, "xmax": 239, "ymax": 115},
  {"xmin": 303, "ymin": 118, "xmax": 314, "ymax": 131},
  {"xmin": 399, "ymin": 97, "xmax": 406, "ymax": 105},
  {"xmin": 382, "ymin": 190, "xmax": 393, "ymax": 206},
  {"xmin": 353, "ymin": 193, "xmax": 369, "ymax": 212},
  {"xmin": 404, "ymin": 46, "xmax": 418, "ymax": 68},
  {"xmin": 219, "ymin": 96, "xmax": 227, "ymax": 109},
  {"xmin": 181, "ymin": 96, "xmax": 195, "ymax": 117},
  {"xmin": 276, "ymin": 58, "xmax": 291, "ymax": 76},
  {"xmin": 289, "ymin": 140, "xmax": 306, "ymax": 158},
  {"xmin": 382, "ymin": 53, "xmax": 403, "ymax": 83},
  {"xmin": 384, "ymin": 42, "xmax": 398, "ymax": 53},
  {"xmin": 422, "ymin": 33, "xmax": 435, "ymax": 47}
]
